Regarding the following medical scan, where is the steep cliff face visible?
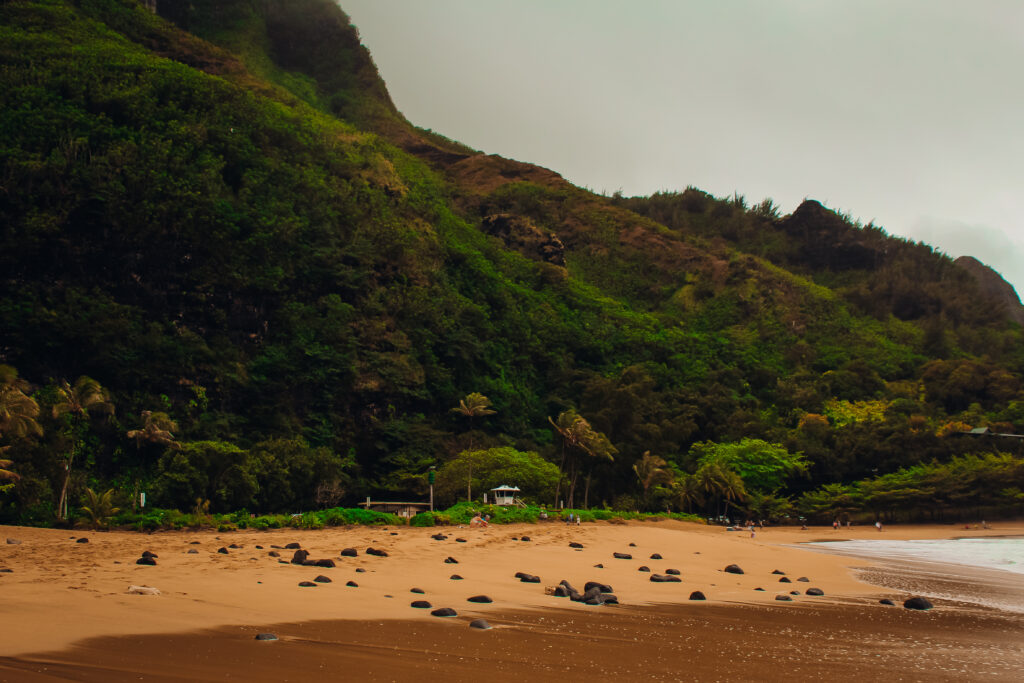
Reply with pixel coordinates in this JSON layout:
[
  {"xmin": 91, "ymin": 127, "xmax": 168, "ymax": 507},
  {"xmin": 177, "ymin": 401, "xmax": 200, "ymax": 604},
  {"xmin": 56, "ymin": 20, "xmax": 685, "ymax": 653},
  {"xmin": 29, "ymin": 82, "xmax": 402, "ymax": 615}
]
[{"xmin": 955, "ymin": 256, "xmax": 1024, "ymax": 325}]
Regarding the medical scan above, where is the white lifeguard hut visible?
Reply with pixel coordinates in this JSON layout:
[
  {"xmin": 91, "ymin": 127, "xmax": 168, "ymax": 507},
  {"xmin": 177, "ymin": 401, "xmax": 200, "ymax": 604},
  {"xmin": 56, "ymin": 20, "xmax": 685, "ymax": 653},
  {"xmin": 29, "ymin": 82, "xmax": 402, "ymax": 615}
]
[{"xmin": 490, "ymin": 485, "xmax": 521, "ymax": 506}]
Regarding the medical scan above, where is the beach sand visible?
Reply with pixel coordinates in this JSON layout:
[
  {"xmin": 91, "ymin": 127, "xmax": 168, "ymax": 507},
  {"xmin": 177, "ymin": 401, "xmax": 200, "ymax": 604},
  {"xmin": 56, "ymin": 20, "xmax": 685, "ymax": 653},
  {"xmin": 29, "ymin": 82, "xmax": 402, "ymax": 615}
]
[{"xmin": 1, "ymin": 520, "xmax": 1022, "ymax": 681}]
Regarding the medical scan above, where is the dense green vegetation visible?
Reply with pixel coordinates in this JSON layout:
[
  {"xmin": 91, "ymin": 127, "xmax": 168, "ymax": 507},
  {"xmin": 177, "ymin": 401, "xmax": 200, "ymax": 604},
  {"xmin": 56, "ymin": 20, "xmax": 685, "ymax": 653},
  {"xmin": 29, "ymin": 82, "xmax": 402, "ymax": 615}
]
[{"xmin": 1, "ymin": 0, "xmax": 1023, "ymax": 528}]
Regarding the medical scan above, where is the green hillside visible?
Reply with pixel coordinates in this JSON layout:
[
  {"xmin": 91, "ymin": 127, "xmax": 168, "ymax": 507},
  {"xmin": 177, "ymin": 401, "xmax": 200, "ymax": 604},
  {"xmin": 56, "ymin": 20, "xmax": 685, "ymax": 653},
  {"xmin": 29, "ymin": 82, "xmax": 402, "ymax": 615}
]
[{"xmin": 1, "ymin": 0, "xmax": 1022, "ymax": 526}]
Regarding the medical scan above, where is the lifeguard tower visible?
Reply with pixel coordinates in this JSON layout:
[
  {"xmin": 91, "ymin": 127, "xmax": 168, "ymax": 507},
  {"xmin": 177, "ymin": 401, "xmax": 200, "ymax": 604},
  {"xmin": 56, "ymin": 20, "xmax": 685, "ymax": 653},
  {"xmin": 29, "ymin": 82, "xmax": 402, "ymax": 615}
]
[{"xmin": 489, "ymin": 485, "xmax": 521, "ymax": 506}]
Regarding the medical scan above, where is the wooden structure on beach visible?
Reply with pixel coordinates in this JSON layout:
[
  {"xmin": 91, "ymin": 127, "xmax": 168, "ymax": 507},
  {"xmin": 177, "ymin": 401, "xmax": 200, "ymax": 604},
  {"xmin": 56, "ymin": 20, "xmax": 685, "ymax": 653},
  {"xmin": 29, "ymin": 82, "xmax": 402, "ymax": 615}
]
[
  {"xmin": 490, "ymin": 485, "xmax": 521, "ymax": 506},
  {"xmin": 359, "ymin": 499, "xmax": 430, "ymax": 519}
]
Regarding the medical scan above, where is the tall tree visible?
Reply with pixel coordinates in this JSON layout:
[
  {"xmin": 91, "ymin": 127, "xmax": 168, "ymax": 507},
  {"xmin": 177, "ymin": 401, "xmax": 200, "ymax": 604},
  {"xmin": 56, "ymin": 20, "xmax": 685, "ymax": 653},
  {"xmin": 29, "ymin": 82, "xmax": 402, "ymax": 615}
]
[
  {"xmin": 451, "ymin": 393, "xmax": 496, "ymax": 500},
  {"xmin": 633, "ymin": 451, "xmax": 672, "ymax": 510},
  {"xmin": 126, "ymin": 410, "xmax": 180, "ymax": 449},
  {"xmin": 0, "ymin": 365, "xmax": 42, "ymax": 441},
  {"xmin": 52, "ymin": 376, "xmax": 114, "ymax": 522},
  {"xmin": 548, "ymin": 410, "xmax": 616, "ymax": 508}
]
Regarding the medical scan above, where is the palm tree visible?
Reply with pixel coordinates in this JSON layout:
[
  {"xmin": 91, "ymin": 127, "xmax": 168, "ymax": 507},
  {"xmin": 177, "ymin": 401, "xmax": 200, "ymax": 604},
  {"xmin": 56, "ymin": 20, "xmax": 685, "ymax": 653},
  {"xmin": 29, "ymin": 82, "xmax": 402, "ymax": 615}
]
[
  {"xmin": 692, "ymin": 460, "xmax": 746, "ymax": 520},
  {"xmin": 452, "ymin": 393, "xmax": 496, "ymax": 501},
  {"xmin": 52, "ymin": 376, "xmax": 114, "ymax": 522},
  {"xmin": 80, "ymin": 487, "xmax": 120, "ymax": 529},
  {"xmin": 673, "ymin": 474, "xmax": 705, "ymax": 513},
  {"xmin": 126, "ymin": 410, "xmax": 180, "ymax": 449},
  {"xmin": 548, "ymin": 410, "xmax": 616, "ymax": 508},
  {"xmin": 634, "ymin": 452, "xmax": 672, "ymax": 510},
  {"xmin": 0, "ymin": 365, "xmax": 42, "ymax": 441}
]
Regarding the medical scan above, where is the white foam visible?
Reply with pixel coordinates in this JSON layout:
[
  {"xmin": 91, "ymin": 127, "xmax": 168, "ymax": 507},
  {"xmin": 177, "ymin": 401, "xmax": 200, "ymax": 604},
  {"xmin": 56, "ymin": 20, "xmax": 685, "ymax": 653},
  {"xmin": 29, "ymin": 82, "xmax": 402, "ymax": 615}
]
[{"xmin": 806, "ymin": 537, "xmax": 1024, "ymax": 576}]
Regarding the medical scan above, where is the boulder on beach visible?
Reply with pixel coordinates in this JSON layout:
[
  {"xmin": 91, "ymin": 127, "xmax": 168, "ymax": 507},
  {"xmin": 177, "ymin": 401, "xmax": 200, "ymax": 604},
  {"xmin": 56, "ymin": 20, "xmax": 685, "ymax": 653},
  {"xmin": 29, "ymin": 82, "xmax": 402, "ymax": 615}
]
[
  {"xmin": 136, "ymin": 556, "xmax": 157, "ymax": 566},
  {"xmin": 613, "ymin": 552, "xmax": 632, "ymax": 560},
  {"xmin": 650, "ymin": 574, "xmax": 681, "ymax": 583},
  {"xmin": 355, "ymin": 568, "xmax": 366, "ymax": 573},
  {"xmin": 775, "ymin": 594, "xmax": 793, "ymax": 601},
  {"xmin": 456, "ymin": 538, "xmax": 467, "ymax": 543},
  {"xmin": 298, "ymin": 581, "xmax": 317, "ymax": 587},
  {"xmin": 127, "ymin": 585, "xmax": 160, "ymax": 595},
  {"xmin": 584, "ymin": 581, "xmax": 613, "ymax": 593},
  {"xmin": 469, "ymin": 619, "xmax": 491, "ymax": 630},
  {"xmin": 141, "ymin": 551, "xmax": 157, "ymax": 558},
  {"xmin": 290, "ymin": 550, "xmax": 308, "ymax": 564},
  {"xmin": 569, "ymin": 542, "xmax": 584, "ymax": 549},
  {"xmin": 771, "ymin": 569, "xmax": 785, "ymax": 575},
  {"xmin": 467, "ymin": 595, "xmax": 492, "ymax": 603},
  {"xmin": 779, "ymin": 577, "xmax": 791, "ymax": 583},
  {"xmin": 187, "ymin": 549, "xmax": 198, "ymax": 554},
  {"xmin": 649, "ymin": 553, "xmax": 662, "ymax": 560},
  {"xmin": 254, "ymin": 633, "xmax": 278, "ymax": 641},
  {"xmin": 903, "ymin": 597, "xmax": 934, "ymax": 611},
  {"xmin": 255, "ymin": 545, "xmax": 263, "ymax": 549},
  {"xmin": 629, "ymin": 542, "xmax": 636, "ymax": 547},
  {"xmin": 754, "ymin": 587, "xmax": 765, "ymax": 591},
  {"xmin": 806, "ymin": 588, "xmax": 824, "ymax": 596},
  {"xmin": 879, "ymin": 599, "xmax": 895, "ymax": 606},
  {"xmin": 340, "ymin": 548, "xmax": 358, "ymax": 557},
  {"xmin": 217, "ymin": 547, "xmax": 229, "ymax": 555},
  {"xmin": 76, "ymin": 537, "xmax": 89, "ymax": 544},
  {"xmin": 268, "ymin": 551, "xmax": 280, "ymax": 557},
  {"xmin": 228, "ymin": 544, "xmax": 240, "ymax": 549},
  {"xmin": 6, "ymin": 539, "xmax": 22, "ymax": 544},
  {"xmin": 593, "ymin": 563, "xmax": 604, "ymax": 568},
  {"xmin": 689, "ymin": 591, "xmax": 706, "ymax": 601},
  {"xmin": 449, "ymin": 574, "xmax": 463, "ymax": 580},
  {"xmin": 797, "ymin": 577, "xmax": 809, "ymax": 582},
  {"xmin": 315, "ymin": 559, "xmax": 335, "ymax": 568},
  {"xmin": 411, "ymin": 600, "xmax": 432, "ymax": 608},
  {"xmin": 638, "ymin": 566, "xmax": 650, "ymax": 572},
  {"xmin": 552, "ymin": 585, "xmax": 571, "ymax": 597},
  {"xmin": 520, "ymin": 536, "xmax": 531, "ymax": 542},
  {"xmin": 444, "ymin": 556, "xmax": 458, "ymax": 564},
  {"xmin": 789, "ymin": 590, "xmax": 800, "ymax": 595},
  {"xmin": 284, "ymin": 543, "xmax": 301, "ymax": 550},
  {"xmin": 519, "ymin": 574, "xmax": 540, "ymax": 583},
  {"xmin": 366, "ymin": 548, "xmax": 388, "ymax": 557},
  {"xmin": 411, "ymin": 587, "xmax": 425, "ymax": 594},
  {"xmin": 430, "ymin": 534, "xmax": 447, "ymax": 541},
  {"xmin": 724, "ymin": 564, "xmax": 744, "ymax": 575},
  {"xmin": 314, "ymin": 575, "xmax": 332, "ymax": 583},
  {"xmin": 345, "ymin": 580, "xmax": 358, "ymax": 587},
  {"xmin": 431, "ymin": 607, "xmax": 457, "ymax": 617},
  {"xmin": 665, "ymin": 568, "xmax": 680, "ymax": 576}
]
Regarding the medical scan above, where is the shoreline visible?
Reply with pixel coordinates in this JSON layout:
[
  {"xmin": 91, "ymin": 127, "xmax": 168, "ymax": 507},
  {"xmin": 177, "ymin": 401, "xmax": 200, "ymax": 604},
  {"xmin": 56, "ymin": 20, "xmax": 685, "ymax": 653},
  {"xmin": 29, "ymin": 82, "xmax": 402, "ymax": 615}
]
[{"xmin": 2, "ymin": 520, "xmax": 1023, "ymax": 679}]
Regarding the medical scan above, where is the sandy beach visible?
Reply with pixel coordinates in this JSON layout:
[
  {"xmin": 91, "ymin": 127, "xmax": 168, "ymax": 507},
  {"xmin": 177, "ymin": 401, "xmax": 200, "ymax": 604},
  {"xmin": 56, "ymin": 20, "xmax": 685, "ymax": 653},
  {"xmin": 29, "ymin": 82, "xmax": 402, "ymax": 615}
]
[{"xmin": 1, "ymin": 520, "xmax": 1022, "ymax": 681}]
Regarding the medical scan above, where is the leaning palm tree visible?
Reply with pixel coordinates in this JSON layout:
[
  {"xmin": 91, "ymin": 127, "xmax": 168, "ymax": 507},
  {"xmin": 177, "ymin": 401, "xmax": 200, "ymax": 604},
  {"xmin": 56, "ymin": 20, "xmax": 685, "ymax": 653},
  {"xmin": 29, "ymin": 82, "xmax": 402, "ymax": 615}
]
[
  {"xmin": 80, "ymin": 487, "xmax": 120, "ymax": 529},
  {"xmin": 451, "ymin": 393, "xmax": 496, "ymax": 500},
  {"xmin": 52, "ymin": 377, "xmax": 114, "ymax": 522},
  {"xmin": 673, "ymin": 474, "xmax": 705, "ymax": 514},
  {"xmin": 692, "ymin": 460, "xmax": 747, "ymax": 520},
  {"xmin": 0, "ymin": 455, "xmax": 20, "ymax": 487},
  {"xmin": 0, "ymin": 365, "xmax": 42, "ymax": 441},
  {"xmin": 634, "ymin": 452, "xmax": 672, "ymax": 509},
  {"xmin": 126, "ymin": 410, "xmax": 180, "ymax": 449},
  {"xmin": 548, "ymin": 410, "xmax": 616, "ymax": 508}
]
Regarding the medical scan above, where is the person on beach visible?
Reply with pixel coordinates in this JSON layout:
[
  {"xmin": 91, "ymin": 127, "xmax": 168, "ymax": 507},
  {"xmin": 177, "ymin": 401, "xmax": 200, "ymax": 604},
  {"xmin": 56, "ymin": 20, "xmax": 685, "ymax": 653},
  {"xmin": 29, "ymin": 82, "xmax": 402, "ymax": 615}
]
[
  {"xmin": 833, "ymin": 519, "xmax": 839, "ymax": 530},
  {"xmin": 875, "ymin": 520, "xmax": 882, "ymax": 532}
]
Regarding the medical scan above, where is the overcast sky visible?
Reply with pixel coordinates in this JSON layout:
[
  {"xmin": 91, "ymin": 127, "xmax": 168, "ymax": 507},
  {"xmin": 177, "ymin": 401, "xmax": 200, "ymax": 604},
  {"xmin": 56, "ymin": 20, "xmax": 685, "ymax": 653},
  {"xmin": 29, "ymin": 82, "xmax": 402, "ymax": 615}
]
[{"xmin": 342, "ymin": 0, "xmax": 1024, "ymax": 295}]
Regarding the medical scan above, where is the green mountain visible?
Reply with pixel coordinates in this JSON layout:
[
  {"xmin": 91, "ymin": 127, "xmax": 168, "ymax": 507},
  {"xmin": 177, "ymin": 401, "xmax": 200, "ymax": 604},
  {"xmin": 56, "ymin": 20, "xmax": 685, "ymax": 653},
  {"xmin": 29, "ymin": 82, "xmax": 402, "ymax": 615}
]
[{"xmin": 2, "ymin": 0, "xmax": 1022, "ymax": 523}]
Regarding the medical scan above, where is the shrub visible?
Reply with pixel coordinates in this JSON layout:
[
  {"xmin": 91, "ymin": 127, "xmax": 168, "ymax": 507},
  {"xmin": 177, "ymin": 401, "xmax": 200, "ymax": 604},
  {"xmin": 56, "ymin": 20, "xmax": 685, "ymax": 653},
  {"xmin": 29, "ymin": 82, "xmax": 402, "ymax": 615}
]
[{"xmin": 410, "ymin": 511, "xmax": 435, "ymax": 527}]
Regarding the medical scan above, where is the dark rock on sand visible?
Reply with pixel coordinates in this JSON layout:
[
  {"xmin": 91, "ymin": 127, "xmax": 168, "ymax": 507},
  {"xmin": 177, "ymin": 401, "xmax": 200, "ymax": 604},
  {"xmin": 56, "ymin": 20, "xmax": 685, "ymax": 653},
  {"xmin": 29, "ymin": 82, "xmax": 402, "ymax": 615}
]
[
  {"xmin": 450, "ymin": 574, "xmax": 463, "ymax": 580},
  {"xmin": 772, "ymin": 569, "xmax": 785, "ymax": 575},
  {"xmin": 284, "ymin": 543, "xmax": 301, "ymax": 550},
  {"xmin": 650, "ymin": 574, "xmax": 681, "ymax": 583},
  {"xmin": 254, "ymin": 633, "xmax": 278, "ymax": 641},
  {"xmin": 411, "ymin": 600, "xmax": 432, "ymax": 609},
  {"xmin": 76, "ymin": 537, "xmax": 89, "ymax": 543},
  {"xmin": 345, "ymin": 580, "xmax": 358, "ymax": 587},
  {"xmin": 229, "ymin": 544, "xmax": 241, "ymax": 549},
  {"xmin": 775, "ymin": 594, "xmax": 793, "ymax": 601},
  {"xmin": 6, "ymin": 539, "xmax": 21, "ymax": 545},
  {"xmin": 340, "ymin": 548, "xmax": 358, "ymax": 557},
  {"xmin": 569, "ymin": 542, "xmax": 584, "ymax": 548},
  {"xmin": 724, "ymin": 564, "xmax": 744, "ymax": 575},
  {"xmin": 187, "ymin": 549, "xmax": 199, "ymax": 554},
  {"xmin": 689, "ymin": 591, "xmax": 706, "ymax": 601},
  {"xmin": 255, "ymin": 545, "xmax": 263, "ymax": 549},
  {"xmin": 268, "ymin": 551, "xmax": 280, "ymax": 557},
  {"xmin": 629, "ymin": 543, "xmax": 636, "ymax": 547},
  {"xmin": 366, "ymin": 548, "xmax": 388, "ymax": 557},
  {"xmin": 136, "ymin": 557, "xmax": 157, "ymax": 565},
  {"xmin": 665, "ymin": 568, "xmax": 681, "ymax": 575},
  {"xmin": 754, "ymin": 587, "xmax": 765, "ymax": 591},
  {"xmin": 290, "ymin": 550, "xmax": 308, "ymax": 564},
  {"xmin": 560, "ymin": 580, "xmax": 579, "ymax": 593},
  {"xmin": 217, "ymin": 547, "xmax": 229, "ymax": 554},
  {"xmin": 278, "ymin": 560, "xmax": 288, "ymax": 564},
  {"xmin": 584, "ymin": 582, "xmax": 613, "ymax": 593},
  {"xmin": 806, "ymin": 588, "xmax": 824, "ymax": 596},
  {"xmin": 141, "ymin": 551, "xmax": 158, "ymax": 558},
  {"xmin": 879, "ymin": 599, "xmax": 895, "ymax": 606},
  {"xmin": 302, "ymin": 559, "xmax": 318, "ymax": 566},
  {"xmin": 469, "ymin": 619, "xmax": 492, "ymax": 630},
  {"xmin": 638, "ymin": 566, "xmax": 651, "ymax": 572},
  {"xmin": 797, "ymin": 577, "xmax": 809, "ymax": 582},
  {"xmin": 779, "ymin": 577, "xmax": 791, "ymax": 583},
  {"xmin": 298, "ymin": 581, "xmax": 317, "ymax": 587},
  {"xmin": 650, "ymin": 553, "xmax": 662, "ymax": 560},
  {"xmin": 467, "ymin": 595, "xmax": 492, "ymax": 603},
  {"xmin": 411, "ymin": 587, "xmax": 425, "ymax": 594},
  {"xmin": 520, "ymin": 536, "xmax": 531, "ymax": 542},
  {"xmin": 431, "ymin": 607, "xmax": 457, "ymax": 617},
  {"xmin": 903, "ymin": 597, "xmax": 934, "ymax": 610},
  {"xmin": 456, "ymin": 538, "xmax": 467, "ymax": 543},
  {"xmin": 444, "ymin": 556, "xmax": 458, "ymax": 564},
  {"xmin": 593, "ymin": 563, "xmax": 604, "ymax": 568},
  {"xmin": 790, "ymin": 591, "xmax": 800, "ymax": 595},
  {"xmin": 314, "ymin": 575, "xmax": 332, "ymax": 583},
  {"xmin": 355, "ymin": 568, "xmax": 366, "ymax": 573},
  {"xmin": 315, "ymin": 559, "xmax": 336, "ymax": 568},
  {"xmin": 189, "ymin": 541, "xmax": 201, "ymax": 545},
  {"xmin": 613, "ymin": 552, "xmax": 632, "ymax": 560},
  {"xmin": 519, "ymin": 574, "xmax": 541, "ymax": 583},
  {"xmin": 553, "ymin": 585, "xmax": 572, "ymax": 597},
  {"xmin": 431, "ymin": 534, "xmax": 447, "ymax": 541},
  {"xmin": 0, "ymin": 568, "xmax": 12, "ymax": 572}
]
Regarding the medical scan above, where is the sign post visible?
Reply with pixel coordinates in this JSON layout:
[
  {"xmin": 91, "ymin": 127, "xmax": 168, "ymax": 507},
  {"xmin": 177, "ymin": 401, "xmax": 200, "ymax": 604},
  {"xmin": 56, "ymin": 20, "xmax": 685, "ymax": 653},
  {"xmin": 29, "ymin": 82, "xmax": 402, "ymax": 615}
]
[{"xmin": 428, "ymin": 466, "xmax": 436, "ymax": 512}]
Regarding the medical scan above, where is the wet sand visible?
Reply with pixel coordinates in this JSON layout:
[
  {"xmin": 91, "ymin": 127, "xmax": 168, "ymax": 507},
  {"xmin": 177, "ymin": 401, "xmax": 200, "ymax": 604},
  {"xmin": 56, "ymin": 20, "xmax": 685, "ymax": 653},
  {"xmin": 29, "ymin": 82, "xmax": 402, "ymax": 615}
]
[{"xmin": 1, "ymin": 520, "xmax": 1022, "ymax": 681}]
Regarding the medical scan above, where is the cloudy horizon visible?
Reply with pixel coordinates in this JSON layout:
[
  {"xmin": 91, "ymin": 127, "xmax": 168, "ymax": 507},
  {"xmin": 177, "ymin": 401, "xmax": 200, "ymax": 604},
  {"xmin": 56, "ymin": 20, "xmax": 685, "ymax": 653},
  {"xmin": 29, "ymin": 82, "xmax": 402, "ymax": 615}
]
[{"xmin": 342, "ymin": 0, "xmax": 1024, "ymax": 295}]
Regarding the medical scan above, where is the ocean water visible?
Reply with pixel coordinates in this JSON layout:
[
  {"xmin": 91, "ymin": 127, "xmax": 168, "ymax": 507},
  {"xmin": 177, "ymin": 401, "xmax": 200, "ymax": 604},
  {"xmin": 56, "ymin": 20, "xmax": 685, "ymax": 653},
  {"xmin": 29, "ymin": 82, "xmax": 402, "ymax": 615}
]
[{"xmin": 806, "ymin": 536, "xmax": 1024, "ymax": 575}]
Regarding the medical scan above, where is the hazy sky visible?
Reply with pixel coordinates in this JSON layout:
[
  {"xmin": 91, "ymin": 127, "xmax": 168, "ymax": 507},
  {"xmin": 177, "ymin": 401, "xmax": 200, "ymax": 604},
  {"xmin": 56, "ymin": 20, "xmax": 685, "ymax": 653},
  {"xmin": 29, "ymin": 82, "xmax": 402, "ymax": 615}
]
[{"xmin": 342, "ymin": 1, "xmax": 1024, "ymax": 294}]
